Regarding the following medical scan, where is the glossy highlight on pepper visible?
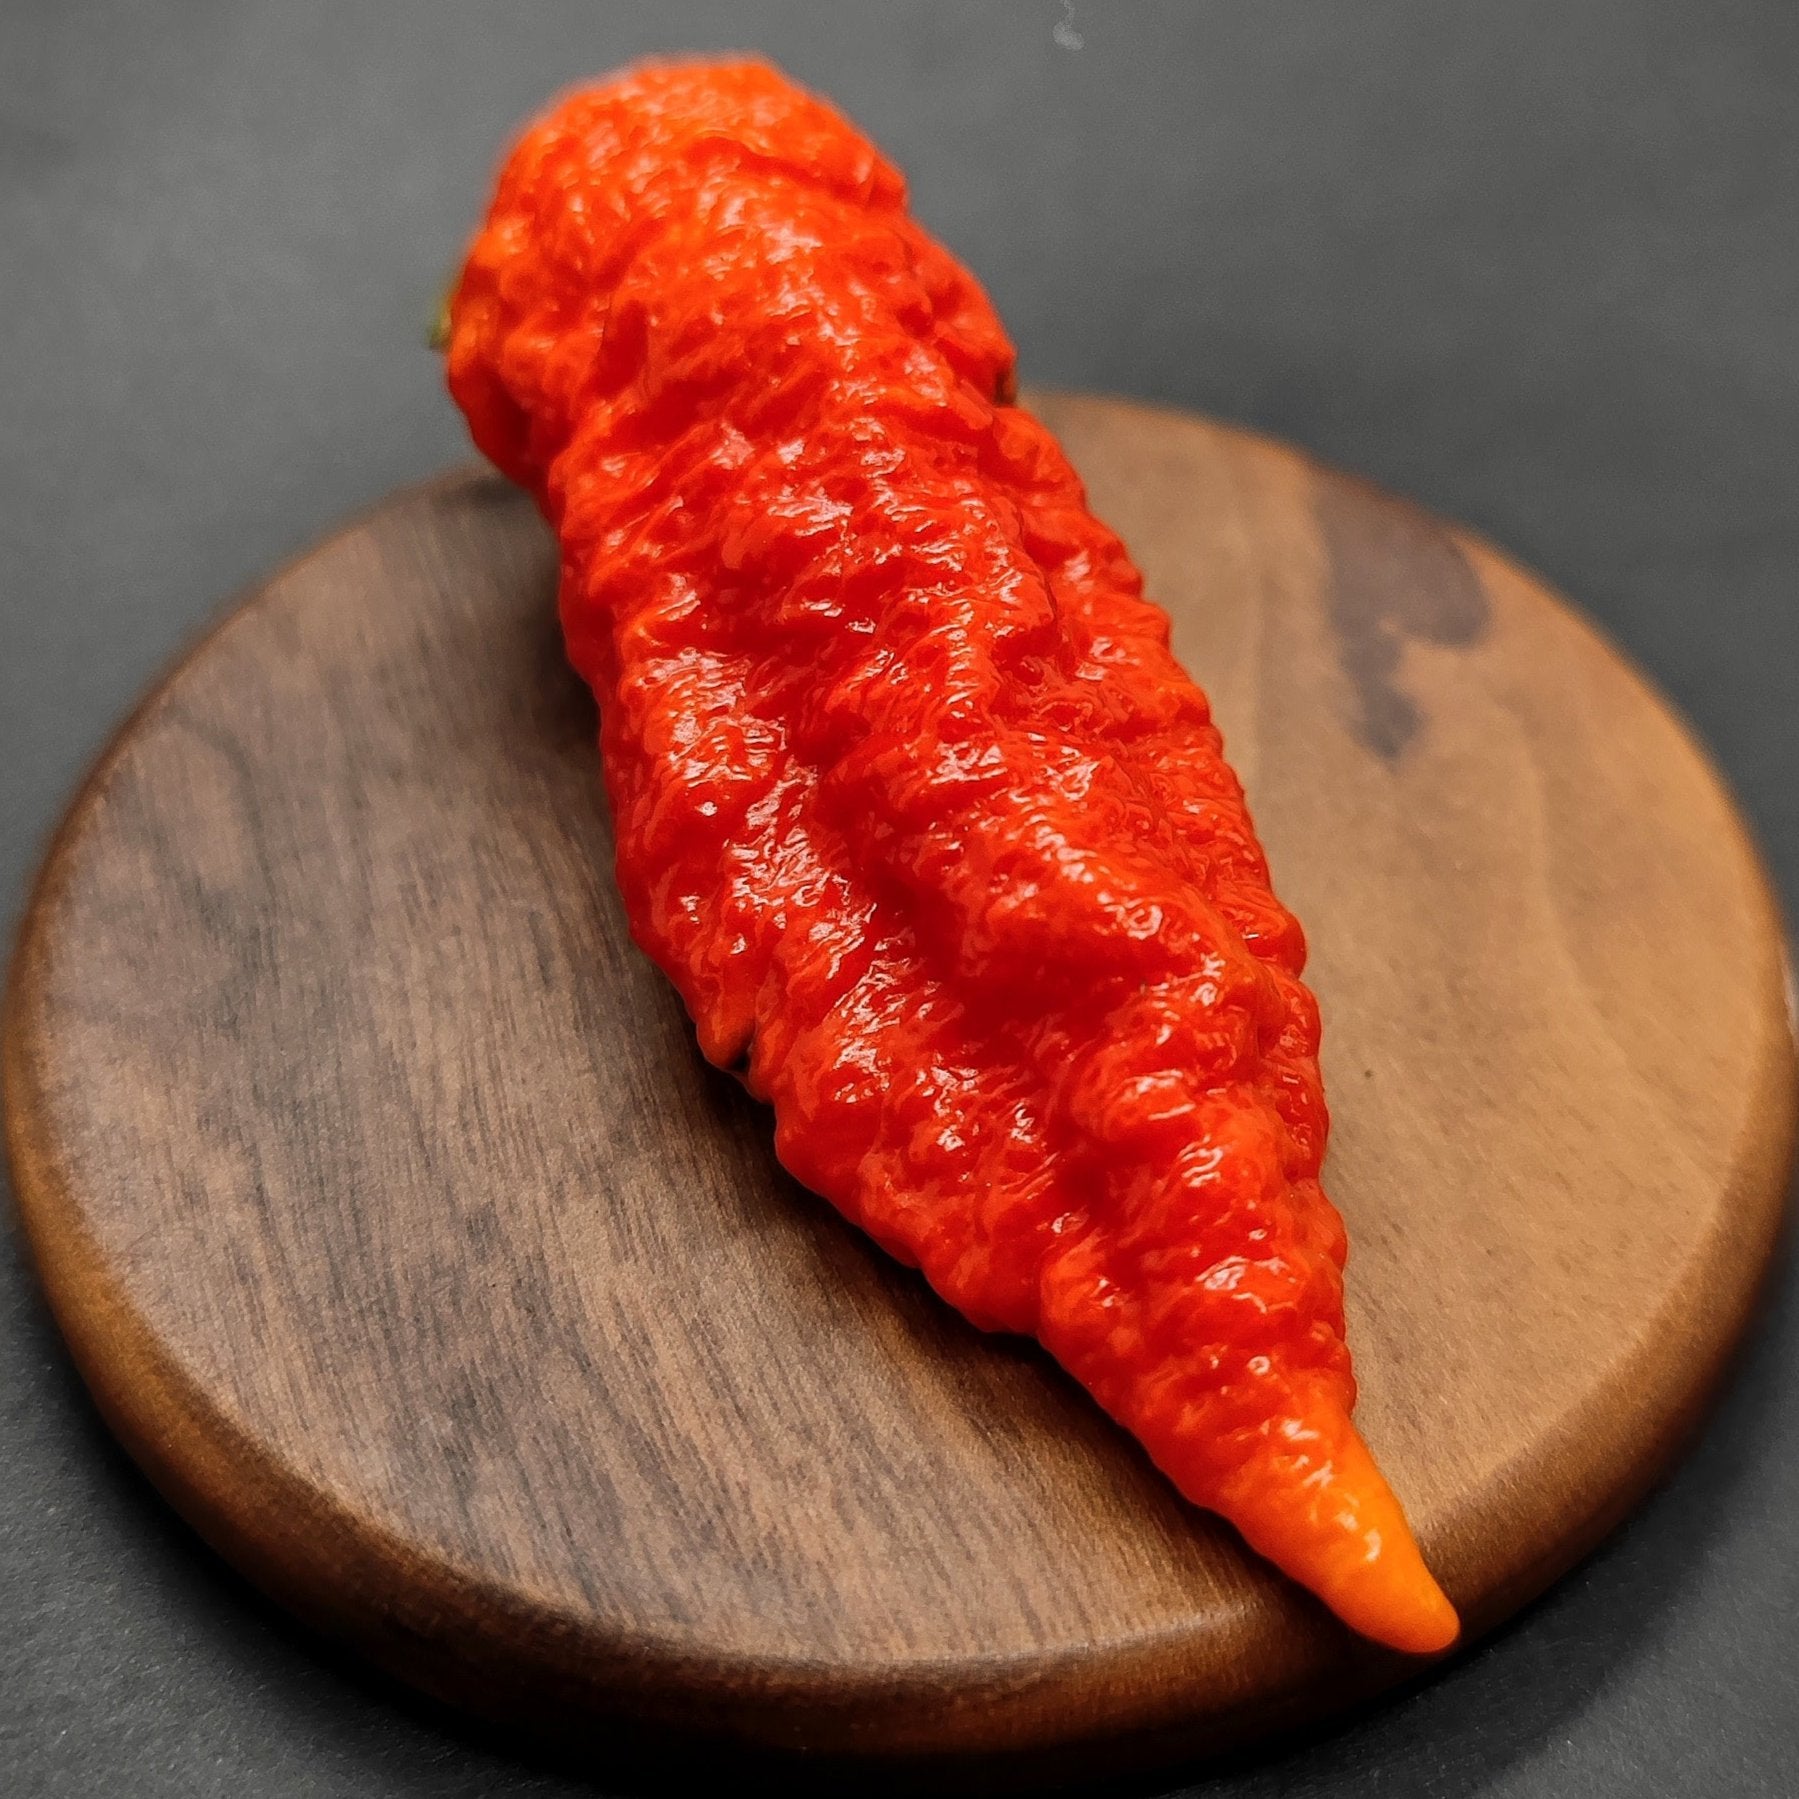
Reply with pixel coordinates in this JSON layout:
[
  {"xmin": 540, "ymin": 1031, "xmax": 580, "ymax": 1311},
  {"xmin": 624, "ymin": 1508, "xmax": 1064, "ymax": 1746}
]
[{"xmin": 444, "ymin": 57, "xmax": 1459, "ymax": 1655}]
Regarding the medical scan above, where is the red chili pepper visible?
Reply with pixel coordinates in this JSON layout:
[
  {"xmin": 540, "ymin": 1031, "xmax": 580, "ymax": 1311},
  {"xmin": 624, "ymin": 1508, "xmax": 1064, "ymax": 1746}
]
[{"xmin": 445, "ymin": 58, "xmax": 1458, "ymax": 1655}]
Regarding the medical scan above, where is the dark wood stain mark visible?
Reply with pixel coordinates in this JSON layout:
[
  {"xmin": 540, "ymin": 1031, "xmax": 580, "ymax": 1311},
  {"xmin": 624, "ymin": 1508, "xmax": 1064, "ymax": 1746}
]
[{"xmin": 1317, "ymin": 474, "xmax": 1491, "ymax": 759}]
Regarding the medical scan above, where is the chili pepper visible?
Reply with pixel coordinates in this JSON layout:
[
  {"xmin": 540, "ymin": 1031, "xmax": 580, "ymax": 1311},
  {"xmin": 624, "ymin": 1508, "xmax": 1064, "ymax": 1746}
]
[{"xmin": 444, "ymin": 58, "xmax": 1458, "ymax": 1656}]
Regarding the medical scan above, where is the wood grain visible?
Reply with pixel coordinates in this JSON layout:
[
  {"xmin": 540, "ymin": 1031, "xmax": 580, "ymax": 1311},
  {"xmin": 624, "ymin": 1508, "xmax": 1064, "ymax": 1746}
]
[{"xmin": 4, "ymin": 394, "xmax": 1793, "ymax": 1782}]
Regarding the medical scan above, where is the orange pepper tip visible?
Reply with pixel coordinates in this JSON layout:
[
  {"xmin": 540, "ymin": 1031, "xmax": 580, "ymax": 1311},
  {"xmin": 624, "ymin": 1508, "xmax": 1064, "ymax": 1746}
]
[{"xmin": 1222, "ymin": 1420, "xmax": 1461, "ymax": 1657}]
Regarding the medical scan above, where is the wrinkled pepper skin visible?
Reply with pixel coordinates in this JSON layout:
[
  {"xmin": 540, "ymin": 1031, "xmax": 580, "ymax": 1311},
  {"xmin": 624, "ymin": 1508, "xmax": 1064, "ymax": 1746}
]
[{"xmin": 446, "ymin": 58, "xmax": 1458, "ymax": 1655}]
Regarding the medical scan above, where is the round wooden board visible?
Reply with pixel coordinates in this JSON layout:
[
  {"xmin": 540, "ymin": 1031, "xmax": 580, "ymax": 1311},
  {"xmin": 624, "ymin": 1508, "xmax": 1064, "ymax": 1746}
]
[{"xmin": 5, "ymin": 394, "xmax": 1793, "ymax": 1783}]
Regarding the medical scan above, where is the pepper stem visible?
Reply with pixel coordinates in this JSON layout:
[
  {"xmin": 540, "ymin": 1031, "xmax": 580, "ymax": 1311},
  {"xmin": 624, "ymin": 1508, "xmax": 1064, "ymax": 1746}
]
[{"xmin": 426, "ymin": 282, "xmax": 453, "ymax": 352}]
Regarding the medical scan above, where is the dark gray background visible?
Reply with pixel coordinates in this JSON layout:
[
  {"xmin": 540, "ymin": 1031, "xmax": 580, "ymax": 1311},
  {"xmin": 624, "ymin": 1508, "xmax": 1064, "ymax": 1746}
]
[{"xmin": 3, "ymin": 2, "xmax": 1795, "ymax": 1794}]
